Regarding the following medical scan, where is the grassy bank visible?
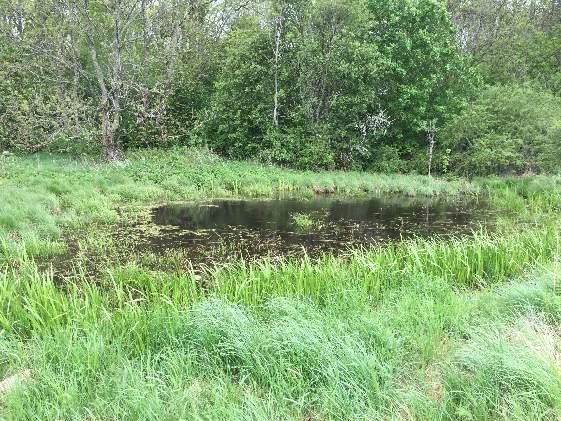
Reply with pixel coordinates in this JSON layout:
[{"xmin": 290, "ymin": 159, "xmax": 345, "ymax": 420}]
[
  {"xmin": 2, "ymin": 149, "xmax": 561, "ymax": 419},
  {"xmin": 1, "ymin": 259, "xmax": 560, "ymax": 419}
]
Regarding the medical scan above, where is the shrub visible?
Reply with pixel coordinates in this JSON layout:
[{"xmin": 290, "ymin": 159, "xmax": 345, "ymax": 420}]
[
  {"xmin": 260, "ymin": 129, "xmax": 335, "ymax": 171},
  {"xmin": 368, "ymin": 145, "xmax": 406, "ymax": 173},
  {"xmin": 441, "ymin": 84, "xmax": 561, "ymax": 175}
]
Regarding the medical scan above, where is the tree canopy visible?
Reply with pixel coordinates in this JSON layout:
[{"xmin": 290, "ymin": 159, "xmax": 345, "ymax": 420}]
[{"xmin": 1, "ymin": 0, "xmax": 561, "ymax": 175}]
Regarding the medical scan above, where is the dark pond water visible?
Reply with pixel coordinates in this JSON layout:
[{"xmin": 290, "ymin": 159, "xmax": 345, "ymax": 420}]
[{"xmin": 142, "ymin": 195, "xmax": 496, "ymax": 263}]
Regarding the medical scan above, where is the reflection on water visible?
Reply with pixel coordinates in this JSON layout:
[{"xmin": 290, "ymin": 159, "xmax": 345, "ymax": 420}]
[{"xmin": 145, "ymin": 195, "xmax": 495, "ymax": 262}]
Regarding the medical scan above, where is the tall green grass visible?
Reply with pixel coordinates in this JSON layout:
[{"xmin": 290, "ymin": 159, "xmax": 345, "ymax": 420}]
[
  {"xmin": 1, "ymin": 260, "xmax": 560, "ymax": 419},
  {"xmin": 2, "ymin": 149, "xmax": 561, "ymax": 419},
  {"xmin": 205, "ymin": 226, "xmax": 559, "ymax": 304},
  {"xmin": 0, "ymin": 225, "xmax": 558, "ymax": 336},
  {"xmin": 476, "ymin": 175, "xmax": 561, "ymax": 214}
]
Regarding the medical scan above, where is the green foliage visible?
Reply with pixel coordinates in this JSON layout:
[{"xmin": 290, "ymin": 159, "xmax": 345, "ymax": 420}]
[
  {"xmin": 200, "ymin": 0, "xmax": 473, "ymax": 170},
  {"xmin": 205, "ymin": 1, "xmax": 382, "ymax": 170},
  {"xmin": 0, "ymin": 1, "xmax": 99, "ymax": 154},
  {"xmin": 289, "ymin": 0, "xmax": 381, "ymax": 169},
  {"xmin": 368, "ymin": 146, "xmax": 406, "ymax": 173},
  {"xmin": 205, "ymin": 20, "xmax": 272, "ymax": 159},
  {"xmin": 4, "ymin": 0, "xmax": 561, "ymax": 177},
  {"xmin": 441, "ymin": 85, "xmax": 561, "ymax": 175},
  {"xmin": 260, "ymin": 129, "xmax": 336, "ymax": 170},
  {"xmin": 290, "ymin": 212, "xmax": 314, "ymax": 231},
  {"xmin": 367, "ymin": 0, "xmax": 477, "ymax": 150},
  {"xmin": 452, "ymin": 0, "xmax": 561, "ymax": 95},
  {"xmin": 0, "ymin": 0, "xmax": 475, "ymax": 171},
  {"xmin": 210, "ymin": 227, "xmax": 559, "ymax": 303}
]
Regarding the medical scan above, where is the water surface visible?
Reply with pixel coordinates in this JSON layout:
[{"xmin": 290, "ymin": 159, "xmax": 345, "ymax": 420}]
[{"xmin": 145, "ymin": 195, "xmax": 495, "ymax": 263}]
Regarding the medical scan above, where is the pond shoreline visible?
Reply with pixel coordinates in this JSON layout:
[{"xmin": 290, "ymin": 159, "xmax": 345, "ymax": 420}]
[{"xmin": 1, "ymin": 151, "xmax": 561, "ymax": 419}]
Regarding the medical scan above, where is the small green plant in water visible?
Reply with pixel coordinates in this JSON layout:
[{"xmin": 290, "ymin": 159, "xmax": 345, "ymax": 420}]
[{"xmin": 291, "ymin": 212, "xmax": 315, "ymax": 231}]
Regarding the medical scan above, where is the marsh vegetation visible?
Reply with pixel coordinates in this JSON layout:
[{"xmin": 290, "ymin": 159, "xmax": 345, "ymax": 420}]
[
  {"xmin": 0, "ymin": 150, "xmax": 560, "ymax": 419},
  {"xmin": 290, "ymin": 212, "xmax": 316, "ymax": 232}
]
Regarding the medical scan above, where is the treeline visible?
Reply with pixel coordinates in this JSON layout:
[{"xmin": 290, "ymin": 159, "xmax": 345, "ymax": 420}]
[{"xmin": 1, "ymin": 0, "xmax": 561, "ymax": 175}]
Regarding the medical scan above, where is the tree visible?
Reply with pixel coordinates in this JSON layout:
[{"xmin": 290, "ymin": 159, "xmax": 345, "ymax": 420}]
[
  {"xmin": 80, "ymin": 0, "xmax": 132, "ymax": 159},
  {"xmin": 164, "ymin": 0, "xmax": 255, "ymax": 147},
  {"xmin": 424, "ymin": 120, "xmax": 437, "ymax": 176},
  {"xmin": 367, "ymin": 0, "xmax": 476, "ymax": 160},
  {"xmin": 0, "ymin": 0, "xmax": 227, "ymax": 157},
  {"xmin": 449, "ymin": 0, "xmax": 561, "ymax": 94},
  {"xmin": 1, "ymin": 1, "xmax": 97, "ymax": 152},
  {"xmin": 78, "ymin": 0, "xmax": 201, "ymax": 159},
  {"xmin": 206, "ymin": 0, "xmax": 383, "ymax": 169},
  {"xmin": 205, "ymin": 18, "xmax": 272, "ymax": 159},
  {"xmin": 5, "ymin": 0, "xmax": 531, "ymax": 176}
]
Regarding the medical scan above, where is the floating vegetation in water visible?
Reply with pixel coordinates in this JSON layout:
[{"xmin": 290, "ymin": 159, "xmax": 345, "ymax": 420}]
[{"xmin": 145, "ymin": 195, "xmax": 495, "ymax": 265}]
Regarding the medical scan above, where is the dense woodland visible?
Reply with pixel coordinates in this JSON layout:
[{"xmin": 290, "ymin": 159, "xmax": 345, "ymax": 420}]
[{"xmin": 1, "ymin": 0, "xmax": 561, "ymax": 175}]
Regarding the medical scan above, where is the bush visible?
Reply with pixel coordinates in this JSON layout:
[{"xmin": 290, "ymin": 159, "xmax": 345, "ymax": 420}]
[
  {"xmin": 368, "ymin": 145, "xmax": 406, "ymax": 173},
  {"xmin": 259, "ymin": 129, "xmax": 335, "ymax": 171},
  {"xmin": 441, "ymin": 84, "xmax": 561, "ymax": 175}
]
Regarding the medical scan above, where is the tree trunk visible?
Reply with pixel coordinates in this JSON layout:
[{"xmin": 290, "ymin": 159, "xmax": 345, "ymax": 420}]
[
  {"xmin": 107, "ymin": 5, "xmax": 123, "ymax": 161},
  {"xmin": 83, "ymin": 0, "xmax": 123, "ymax": 160},
  {"xmin": 141, "ymin": 0, "xmax": 149, "ymax": 116},
  {"xmin": 272, "ymin": 15, "xmax": 283, "ymax": 128},
  {"xmin": 426, "ymin": 121, "xmax": 436, "ymax": 177},
  {"xmin": 428, "ymin": 136, "xmax": 435, "ymax": 177},
  {"xmin": 101, "ymin": 110, "xmax": 118, "ymax": 161},
  {"xmin": 98, "ymin": 86, "xmax": 120, "ymax": 160}
]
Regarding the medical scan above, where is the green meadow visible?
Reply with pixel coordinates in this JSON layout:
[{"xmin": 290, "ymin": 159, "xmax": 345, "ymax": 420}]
[{"xmin": 1, "ymin": 149, "xmax": 561, "ymax": 420}]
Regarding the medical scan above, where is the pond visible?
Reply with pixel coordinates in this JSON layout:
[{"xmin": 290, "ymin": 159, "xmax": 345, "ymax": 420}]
[{"xmin": 138, "ymin": 195, "xmax": 496, "ymax": 264}]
